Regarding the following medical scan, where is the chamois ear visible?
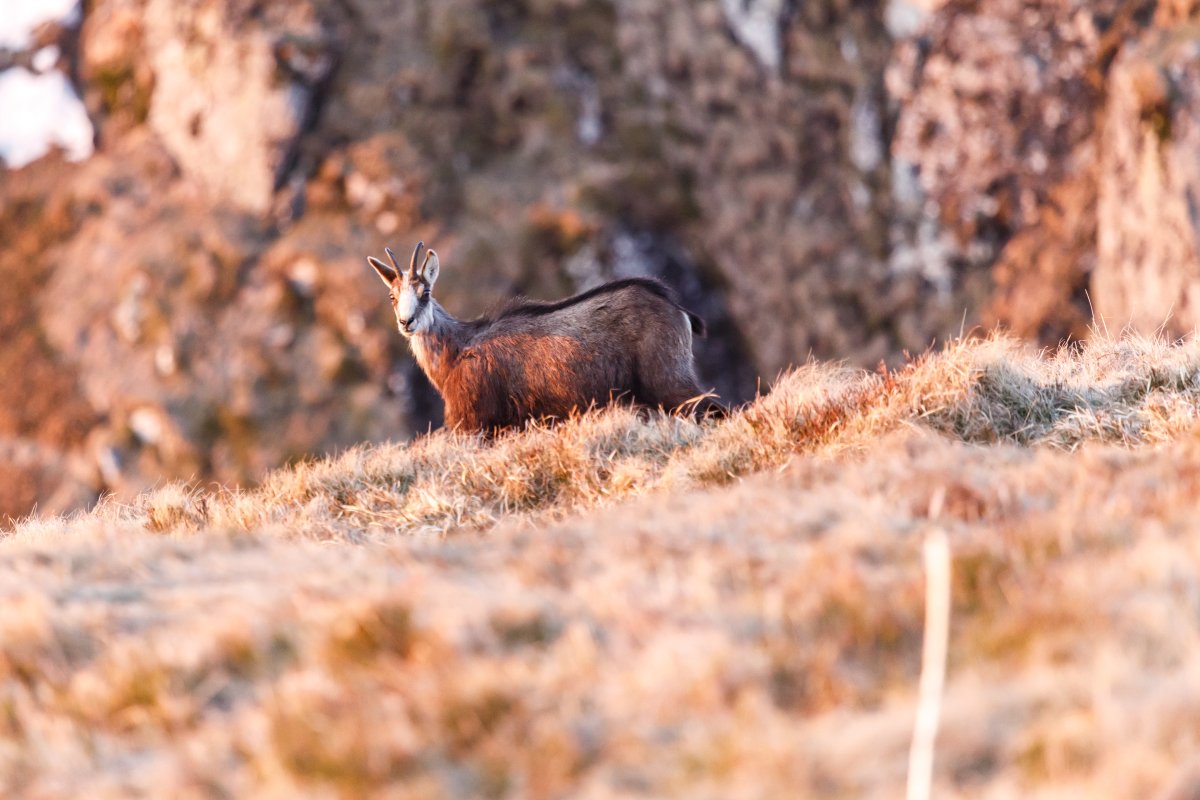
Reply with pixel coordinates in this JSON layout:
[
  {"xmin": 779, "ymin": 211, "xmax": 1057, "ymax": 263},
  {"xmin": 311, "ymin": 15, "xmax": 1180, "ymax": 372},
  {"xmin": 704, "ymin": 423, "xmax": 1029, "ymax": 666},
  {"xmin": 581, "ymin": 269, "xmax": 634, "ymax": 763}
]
[
  {"xmin": 420, "ymin": 249, "xmax": 440, "ymax": 286},
  {"xmin": 367, "ymin": 255, "xmax": 398, "ymax": 287}
]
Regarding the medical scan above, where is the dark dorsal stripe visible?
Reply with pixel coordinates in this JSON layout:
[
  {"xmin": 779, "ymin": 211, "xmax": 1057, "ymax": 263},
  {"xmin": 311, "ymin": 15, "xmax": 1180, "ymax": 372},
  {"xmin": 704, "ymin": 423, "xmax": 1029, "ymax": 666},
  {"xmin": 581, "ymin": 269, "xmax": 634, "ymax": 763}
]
[{"xmin": 495, "ymin": 278, "xmax": 683, "ymax": 321}]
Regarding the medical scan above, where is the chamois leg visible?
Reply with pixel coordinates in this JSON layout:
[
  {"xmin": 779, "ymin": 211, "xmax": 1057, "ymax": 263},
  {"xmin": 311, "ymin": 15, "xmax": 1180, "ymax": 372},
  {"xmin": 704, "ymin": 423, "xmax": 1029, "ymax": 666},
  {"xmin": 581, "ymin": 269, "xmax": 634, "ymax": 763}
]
[
  {"xmin": 638, "ymin": 365, "xmax": 725, "ymax": 421},
  {"xmin": 631, "ymin": 315, "xmax": 725, "ymax": 421},
  {"xmin": 684, "ymin": 395, "xmax": 728, "ymax": 421}
]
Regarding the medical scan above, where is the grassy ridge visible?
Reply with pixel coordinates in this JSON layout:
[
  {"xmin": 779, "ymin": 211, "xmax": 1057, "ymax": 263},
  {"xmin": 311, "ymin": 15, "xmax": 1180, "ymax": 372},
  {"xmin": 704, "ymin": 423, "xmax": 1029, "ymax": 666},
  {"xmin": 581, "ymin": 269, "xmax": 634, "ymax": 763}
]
[
  {"xmin": 23, "ymin": 332, "xmax": 1200, "ymax": 543},
  {"xmin": 4, "ymin": 334, "xmax": 1200, "ymax": 798}
]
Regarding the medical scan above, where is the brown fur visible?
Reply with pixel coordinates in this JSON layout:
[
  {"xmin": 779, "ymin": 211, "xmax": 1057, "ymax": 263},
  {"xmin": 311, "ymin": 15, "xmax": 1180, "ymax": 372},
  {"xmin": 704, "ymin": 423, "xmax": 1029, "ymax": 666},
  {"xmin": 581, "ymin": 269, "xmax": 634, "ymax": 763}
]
[
  {"xmin": 372, "ymin": 250, "xmax": 723, "ymax": 432},
  {"xmin": 495, "ymin": 278, "xmax": 707, "ymax": 336}
]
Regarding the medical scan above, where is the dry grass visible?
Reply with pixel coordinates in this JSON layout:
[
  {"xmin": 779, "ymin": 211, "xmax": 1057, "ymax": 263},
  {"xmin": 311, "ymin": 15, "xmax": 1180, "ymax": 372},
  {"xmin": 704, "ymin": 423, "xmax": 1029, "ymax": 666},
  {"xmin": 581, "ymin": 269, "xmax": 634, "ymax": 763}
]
[
  {"xmin": 19, "ymin": 331, "xmax": 1197, "ymax": 545},
  {"xmin": 4, "ymin": 333, "xmax": 1200, "ymax": 798}
]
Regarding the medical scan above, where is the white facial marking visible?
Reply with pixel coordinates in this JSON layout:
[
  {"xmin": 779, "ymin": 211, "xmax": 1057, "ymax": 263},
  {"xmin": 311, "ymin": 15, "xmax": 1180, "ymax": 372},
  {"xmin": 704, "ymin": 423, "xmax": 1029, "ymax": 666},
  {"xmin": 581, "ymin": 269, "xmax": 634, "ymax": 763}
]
[{"xmin": 394, "ymin": 282, "xmax": 424, "ymax": 336}]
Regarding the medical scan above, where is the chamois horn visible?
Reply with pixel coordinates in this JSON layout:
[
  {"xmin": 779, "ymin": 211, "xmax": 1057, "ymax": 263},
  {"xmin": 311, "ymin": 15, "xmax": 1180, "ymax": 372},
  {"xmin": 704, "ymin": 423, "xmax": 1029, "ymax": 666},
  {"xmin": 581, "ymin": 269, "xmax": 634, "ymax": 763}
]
[
  {"xmin": 383, "ymin": 246, "xmax": 403, "ymax": 276},
  {"xmin": 409, "ymin": 241, "xmax": 425, "ymax": 276}
]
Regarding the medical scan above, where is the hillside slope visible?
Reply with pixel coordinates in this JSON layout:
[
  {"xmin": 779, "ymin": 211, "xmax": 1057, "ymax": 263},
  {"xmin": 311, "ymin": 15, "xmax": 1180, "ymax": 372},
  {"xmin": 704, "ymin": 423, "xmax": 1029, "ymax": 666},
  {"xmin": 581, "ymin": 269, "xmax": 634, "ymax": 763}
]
[{"xmin": 3, "ymin": 335, "xmax": 1200, "ymax": 798}]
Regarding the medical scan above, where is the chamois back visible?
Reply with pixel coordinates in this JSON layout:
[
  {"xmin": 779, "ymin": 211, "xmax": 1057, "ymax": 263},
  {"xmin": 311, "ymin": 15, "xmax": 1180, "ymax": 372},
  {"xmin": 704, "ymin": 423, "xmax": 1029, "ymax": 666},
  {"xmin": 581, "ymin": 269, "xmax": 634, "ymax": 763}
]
[{"xmin": 491, "ymin": 278, "xmax": 706, "ymax": 336}]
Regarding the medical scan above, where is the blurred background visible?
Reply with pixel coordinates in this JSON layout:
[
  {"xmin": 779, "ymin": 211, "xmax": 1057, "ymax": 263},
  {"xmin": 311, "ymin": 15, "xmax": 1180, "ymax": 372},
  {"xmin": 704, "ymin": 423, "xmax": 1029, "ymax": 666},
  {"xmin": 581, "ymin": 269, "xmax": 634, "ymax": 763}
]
[{"xmin": 0, "ymin": 0, "xmax": 1196, "ymax": 523}]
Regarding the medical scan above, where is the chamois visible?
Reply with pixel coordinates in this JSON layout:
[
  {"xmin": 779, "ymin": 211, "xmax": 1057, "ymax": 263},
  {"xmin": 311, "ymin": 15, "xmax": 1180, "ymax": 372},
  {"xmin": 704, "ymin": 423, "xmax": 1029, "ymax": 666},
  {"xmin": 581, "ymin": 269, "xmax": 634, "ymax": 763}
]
[{"xmin": 367, "ymin": 241, "xmax": 723, "ymax": 432}]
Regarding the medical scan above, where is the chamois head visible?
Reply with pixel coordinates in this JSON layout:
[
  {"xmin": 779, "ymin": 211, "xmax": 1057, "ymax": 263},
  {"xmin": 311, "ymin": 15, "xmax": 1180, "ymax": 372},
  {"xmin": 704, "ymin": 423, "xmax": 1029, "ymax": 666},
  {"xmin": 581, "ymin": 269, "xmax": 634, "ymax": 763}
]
[{"xmin": 367, "ymin": 241, "xmax": 441, "ymax": 337}]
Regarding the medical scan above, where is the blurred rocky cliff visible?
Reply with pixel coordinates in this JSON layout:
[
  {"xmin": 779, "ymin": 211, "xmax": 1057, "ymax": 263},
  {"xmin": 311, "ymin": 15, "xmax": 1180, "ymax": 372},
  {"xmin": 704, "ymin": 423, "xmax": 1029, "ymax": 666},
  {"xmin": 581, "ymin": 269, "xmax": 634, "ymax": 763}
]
[{"xmin": 1, "ymin": 0, "xmax": 1197, "ymax": 522}]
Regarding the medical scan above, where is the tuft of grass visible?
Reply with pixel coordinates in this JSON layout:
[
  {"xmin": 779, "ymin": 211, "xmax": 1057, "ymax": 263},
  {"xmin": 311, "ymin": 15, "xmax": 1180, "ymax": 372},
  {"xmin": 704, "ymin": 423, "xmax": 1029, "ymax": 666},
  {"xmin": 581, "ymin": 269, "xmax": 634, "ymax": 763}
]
[
  {"xmin": 324, "ymin": 597, "xmax": 420, "ymax": 665},
  {"xmin": 268, "ymin": 670, "xmax": 420, "ymax": 789}
]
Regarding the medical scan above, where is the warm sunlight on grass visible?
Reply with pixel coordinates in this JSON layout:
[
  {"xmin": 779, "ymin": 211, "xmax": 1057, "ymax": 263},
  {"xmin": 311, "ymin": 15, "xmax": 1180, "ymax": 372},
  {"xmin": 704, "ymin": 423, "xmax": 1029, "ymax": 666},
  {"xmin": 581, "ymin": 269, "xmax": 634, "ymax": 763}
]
[
  {"xmin": 17, "ymin": 331, "xmax": 1194, "ymax": 543},
  {"xmin": 4, "ymin": 333, "xmax": 1200, "ymax": 797}
]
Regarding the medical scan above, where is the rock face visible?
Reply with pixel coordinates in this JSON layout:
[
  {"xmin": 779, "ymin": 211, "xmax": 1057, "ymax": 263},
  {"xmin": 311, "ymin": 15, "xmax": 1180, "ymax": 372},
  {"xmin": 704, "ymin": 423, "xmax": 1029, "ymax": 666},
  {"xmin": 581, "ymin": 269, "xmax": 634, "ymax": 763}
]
[
  {"xmin": 0, "ymin": 0, "xmax": 1194, "ymax": 520},
  {"xmin": 891, "ymin": 0, "xmax": 1158, "ymax": 342},
  {"xmin": 614, "ymin": 2, "xmax": 928, "ymax": 376},
  {"xmin": 1094, "ymin": 22, "xmax": 1200, "ymax": 332},
  {"xmin": 31, "ymin": 131, "xmax": 410, "ymax": 497},
  {"xmin": 0, "ymin": 152, "xmax": 100, "ymax": 523},
  {"xmin": 144, "ymin": 0, "xmax": 333, "ymax": 212},
  {"xmin": 893, "ymin": 0, "xmax": 1127, "ymax": 248}
]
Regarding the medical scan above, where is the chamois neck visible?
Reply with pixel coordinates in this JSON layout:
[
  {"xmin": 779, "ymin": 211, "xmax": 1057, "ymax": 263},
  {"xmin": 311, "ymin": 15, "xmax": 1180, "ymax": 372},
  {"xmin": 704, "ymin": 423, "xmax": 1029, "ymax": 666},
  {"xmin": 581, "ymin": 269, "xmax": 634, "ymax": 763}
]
[{"xmin": 410, "ymin": 300, "xmax": 470, "ymax": 392}]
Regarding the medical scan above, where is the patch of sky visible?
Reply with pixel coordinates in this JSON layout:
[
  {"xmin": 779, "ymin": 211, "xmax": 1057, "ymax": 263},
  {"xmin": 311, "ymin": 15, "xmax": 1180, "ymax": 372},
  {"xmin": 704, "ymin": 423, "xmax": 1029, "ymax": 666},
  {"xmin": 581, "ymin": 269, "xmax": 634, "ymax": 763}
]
[
  {"xmin": 0, "ymin": 0, "xmax": 80, "ymax": 49},
  {"xmin": 0, "ymin": 1, "xmax": 93, "ymax": 168},
  {"xmin": 0, "ymin": 68, "xmax": 94, "ymax": 167}
]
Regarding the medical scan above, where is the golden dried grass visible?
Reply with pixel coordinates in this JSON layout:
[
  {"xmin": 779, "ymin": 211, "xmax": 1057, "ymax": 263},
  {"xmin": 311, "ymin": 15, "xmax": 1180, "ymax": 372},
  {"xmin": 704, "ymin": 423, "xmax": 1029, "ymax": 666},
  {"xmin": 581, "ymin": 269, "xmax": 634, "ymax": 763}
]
[
  {"xmin": 29, "ymin": 331, "xmax": 1193, "ymax": 545},
  {"xmin": 3, "ymin": 333, "xmax": 1200, "ymax": 798}
]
